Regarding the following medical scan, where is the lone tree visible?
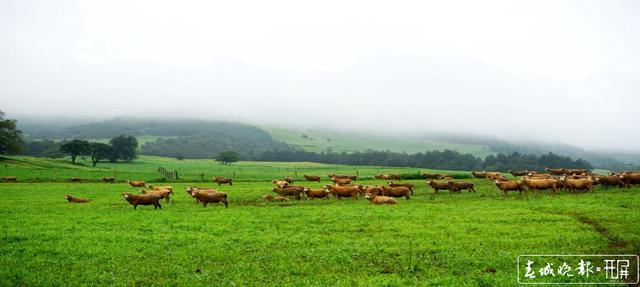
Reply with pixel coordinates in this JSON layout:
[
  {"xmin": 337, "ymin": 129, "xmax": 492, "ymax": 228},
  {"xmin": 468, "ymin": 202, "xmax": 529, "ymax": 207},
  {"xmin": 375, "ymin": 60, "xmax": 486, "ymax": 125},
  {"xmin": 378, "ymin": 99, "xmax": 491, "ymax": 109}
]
[
  {"xmin": 109, "ymin": 135, "xmax": 138, "ymax": 162},
  {"xmin": 0, "ymin": 111, "xmax": 24, "ymax": 155},
  {"xmin": 60, "ymin": 139, "xmax": 90, "ymax": 164},
  {"xmin": 89, "ymin": 142, "xmax": 111, "ymax": 167},
  {"xmin": 216, "ymin": 150, "xmax": 239, "ymax": 164}
]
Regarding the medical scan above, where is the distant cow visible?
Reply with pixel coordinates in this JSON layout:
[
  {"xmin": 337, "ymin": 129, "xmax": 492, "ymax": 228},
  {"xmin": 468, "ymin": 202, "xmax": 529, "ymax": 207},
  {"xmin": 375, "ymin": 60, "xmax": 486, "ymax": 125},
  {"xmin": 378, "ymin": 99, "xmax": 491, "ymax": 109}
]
[
  {"xmin": 127, "ymin": 180, "xmax": 146, "ymax": 187},
  {"xmin": 508, "ymin": 170, "xmax": 528, "ymax": 177},
  {"xmin": 422, "ymin": 173, "xmax": 444, "ymax": 179},
  {"xmin": 545, "ymin": 168, "xmax": 565, "ymax": 175},
  {"xmin": 102, "ymin": 176, "xmax": 115, "ymax": 183},
  {"xmin": 324, "ymin": 185, "xmax": 360, "ymax": 200},
  {"xmin": 213, "ymin": 176, "xmax": 233, "ymax": 186},
  {"xmin": 70, "ymin": 177, "xmax": 82, "ymax": 182},
  {"xmin": 447, "ymin": 181, "xmax": 476, "ymax": 193},
  {"xmin": 1, "ymin": 176, "xmax": 17, "ymax": 182},
  {"xmin": 303, "ymin": 175, "xmax": 321, "ymax": 182},
  {"xmin": 283, "ymin": 176, "xmax": 294, "ymax": 184},
  {"xmin": 388, "ymin": 182, "xmax": 414, "ymax": 195}
]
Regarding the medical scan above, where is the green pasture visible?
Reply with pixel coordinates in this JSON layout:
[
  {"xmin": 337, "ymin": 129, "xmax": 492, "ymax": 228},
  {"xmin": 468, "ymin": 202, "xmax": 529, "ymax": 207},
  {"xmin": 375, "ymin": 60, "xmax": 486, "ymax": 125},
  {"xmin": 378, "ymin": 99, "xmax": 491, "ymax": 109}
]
[{"xmin": 0, "ymin": 156, "xmax": 638, "ymax": 286}]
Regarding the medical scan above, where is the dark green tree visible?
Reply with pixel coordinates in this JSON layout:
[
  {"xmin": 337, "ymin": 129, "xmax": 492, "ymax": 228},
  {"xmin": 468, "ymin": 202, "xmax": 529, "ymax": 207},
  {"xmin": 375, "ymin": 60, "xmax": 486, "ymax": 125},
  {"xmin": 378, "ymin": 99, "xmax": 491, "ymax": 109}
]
[
  {"xmin": 0, "ymin": 111, "xmax": 24, "ymax": 155},
  {"xmin": 109, "ymin": 135, "xmax": 138, "ymax": 162},
  {"xmin": 89, "ymin": 142, "xmax": 111, "ymax": 167},
  {"xmin": 60, "ymin": 139, "xmax": 90, "ymax": 164},
  {"xmin": 216, "ymin": 150, "xmax": 239, "ymax": 164}
]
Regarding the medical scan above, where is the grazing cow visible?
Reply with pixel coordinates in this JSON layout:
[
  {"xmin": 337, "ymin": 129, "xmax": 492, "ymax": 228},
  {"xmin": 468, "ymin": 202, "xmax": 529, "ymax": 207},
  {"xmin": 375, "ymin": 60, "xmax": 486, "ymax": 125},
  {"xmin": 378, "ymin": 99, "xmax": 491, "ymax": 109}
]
[
  {"xmin": 212, "ymin": 176, "xmax": 233, "ymax": 186},
  {"xmin": 271, "ymin": 180, "xmax": 290, "ymax": 188},
  {"xmin": 283, "ymin": 176, "xmax": 295, "ymax": 184},
  {"xmin": 332, "ymin": 177, "xmax": 352, "ymax": 185},
  {"xmin": 128, "ymin": 180, "xmax": 146, "ymax": 187},
  {"xmin": 272, "ymin": 187, "xmax": 305, "ymax": 200},
  {"xmin": 494, "ymin": 180, "xmax": 525, "ymax": 195},
  {"xmin": 427, "ymin": 180, "xmax": 457, "ymax": 193},
  {"xmin": 545, "ymin": 168, "xmax": 565, "ymax": 175},
  {"xmin": 364, "ymin": 193, "xmax": 398, "ymax": 205},
  {"xmin": 508, "ymin": 170, "xmax": 529, "ymax": 177},
  {"xmin": 70, "ymin": 177, "xmax": 82, "ymax": 182},
  {"xmin": 263, "ymin": 194, "xmax": 274, "ymax": 202},
  {"xmin": 101, "ymin": 177, "xmax": 115, "ymax": 183},
  {"xmin": 561, "ymin": 176, "xmax": 593, "ymax": 193},
  {"xmin": 594, "ymin": 175, "xmax": 625, "ymax": 189},
  {"xmin": 323, "ymin": 185, "xmax": 360, "ymax": 200},
  {"xmin": 359, "ymin": 185, "xmax": 384, "ymax": 196},
  {"xmin": 521, "ymin": 178, "xmax": 558, "ymax": 194},
  {"xmin": 1, "ymin": 176, "xmax": 17, "ymax": 182},
  {"xmin": 378, "ymin": 185, "xmax": 411, "ymax": 199},
  {"xmin": 447, "ymin": 181, "xmax": 476, "ymax": 193},
  {"xmin": 141, "ymin": 189, "xmax": 172, "ymax": 202},
  {"xmin": 621, "ymin": 172, "xmax": 640, "ymax": 188},
  {"xmin": 64, "ymin": 195, "xmax": 90, "ymax": 203},
  {"xmin": 148, "ymin": 185, "xmax": 174, "ymax": 193},
  {"xmin": 303, "ymin": 175, "xmax": 321, "ymax": 182},
  {"xmin": 122, "ymin": 192, "xmax": 161, "ymax": 209},
  {"xmin": 191, "ymin": 190, "xmax": 228, "ymax": 208},
  {"xmin": 304, "ymin": 188, "xmax": 329, "ymax": 200},
  {"xmin": 388, "ymin": 182, "xmax": 414, "ymax": 195}
]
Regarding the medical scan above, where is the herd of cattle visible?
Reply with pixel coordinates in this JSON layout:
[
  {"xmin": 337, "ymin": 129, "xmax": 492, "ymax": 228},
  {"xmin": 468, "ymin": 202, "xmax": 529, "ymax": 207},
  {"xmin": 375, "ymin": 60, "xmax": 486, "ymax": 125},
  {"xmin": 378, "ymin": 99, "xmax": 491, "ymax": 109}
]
[{"xmin": 4, "ymin": 168, "xmax": 640, "ymax": 209}]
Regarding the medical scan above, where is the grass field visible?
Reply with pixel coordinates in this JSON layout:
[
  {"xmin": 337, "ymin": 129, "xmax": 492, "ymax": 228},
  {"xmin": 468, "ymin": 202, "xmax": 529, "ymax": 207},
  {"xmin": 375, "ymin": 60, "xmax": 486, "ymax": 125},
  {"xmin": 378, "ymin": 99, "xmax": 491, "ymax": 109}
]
[{"xmin": 1, "ymin": 156, "xmax": 639, "ymax": 286}]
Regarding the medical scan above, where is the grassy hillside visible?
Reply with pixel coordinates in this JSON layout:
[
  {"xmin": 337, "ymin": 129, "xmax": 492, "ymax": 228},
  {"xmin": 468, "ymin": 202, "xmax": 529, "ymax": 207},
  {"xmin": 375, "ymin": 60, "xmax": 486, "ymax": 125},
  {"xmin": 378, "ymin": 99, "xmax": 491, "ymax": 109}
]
[
  {"xmin": 264, "ymin": 127, "xmax": 496, "ymax": 158},
  {"xmin": 0, "ymin": 157, "xmax": 638, "ymax": 285}
]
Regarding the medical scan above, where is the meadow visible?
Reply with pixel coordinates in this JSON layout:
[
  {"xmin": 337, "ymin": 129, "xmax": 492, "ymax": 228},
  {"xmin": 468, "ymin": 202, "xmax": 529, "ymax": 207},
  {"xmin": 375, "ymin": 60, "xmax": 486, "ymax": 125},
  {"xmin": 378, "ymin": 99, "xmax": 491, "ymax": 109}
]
[{"xmin": 0, "ymin": 156, "xmax": 639, "ymax": 286}]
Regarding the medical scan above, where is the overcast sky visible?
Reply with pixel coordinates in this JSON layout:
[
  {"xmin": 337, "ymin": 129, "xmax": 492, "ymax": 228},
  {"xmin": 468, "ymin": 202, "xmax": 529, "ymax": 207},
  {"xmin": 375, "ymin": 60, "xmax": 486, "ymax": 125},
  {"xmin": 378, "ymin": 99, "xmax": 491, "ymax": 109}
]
[{"xmin": 1, "ymin": 0, "xmax": 639, "ymax": 151}]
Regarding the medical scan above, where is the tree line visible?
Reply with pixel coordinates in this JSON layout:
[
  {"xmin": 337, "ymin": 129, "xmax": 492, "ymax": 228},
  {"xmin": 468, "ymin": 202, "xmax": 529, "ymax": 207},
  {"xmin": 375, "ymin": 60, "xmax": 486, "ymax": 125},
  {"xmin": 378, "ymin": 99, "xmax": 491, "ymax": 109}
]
[
  {"xmin": 20, "ymin": 135, "xmax": 138, "ymax": 166},
  {"xmin": 251, "ymin": 149, "xmax": 593, "ymax": 172}
]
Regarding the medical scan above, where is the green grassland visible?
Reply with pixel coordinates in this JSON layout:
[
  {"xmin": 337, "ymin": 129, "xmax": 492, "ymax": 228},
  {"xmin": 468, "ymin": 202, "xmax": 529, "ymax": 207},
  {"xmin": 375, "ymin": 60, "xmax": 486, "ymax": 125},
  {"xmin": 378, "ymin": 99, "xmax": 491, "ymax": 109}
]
[
  {"xmin": 263, "ymin": 127, "xmax": 496, "ymax": 158},
  {"xmin": 0, "ymin": 156, "xmax": 639, "ymax": 286}
]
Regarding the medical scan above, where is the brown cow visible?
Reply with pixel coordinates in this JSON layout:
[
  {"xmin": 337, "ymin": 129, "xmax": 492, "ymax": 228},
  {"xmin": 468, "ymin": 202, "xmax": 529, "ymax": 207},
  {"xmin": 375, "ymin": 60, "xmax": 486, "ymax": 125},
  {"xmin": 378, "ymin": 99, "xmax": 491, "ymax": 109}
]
[
  {"xmin": 561, "ymin": 176, "xmax": 593, "ymax": 193},
  {"xmin": 364, "ymin": 193, "xmax": 398, "ymax": 205},
  {"xmin": 323, "ymin": 185, "xmax": 360, "ymax": 200},
  {"xmin": 621, "ymin": 172, "xmax": 640, "ymax": 188},
  {"xmin": 447, "ymin": 181, "xmax": 476, "ymax": 193},
  {"xmin": 471, "ymin": 171, "xmax": 487, "ymax": 178},
  {"xmin": 101, "ymin": 177, "xmax": 115, "ymax": 183},
  {"xmin": 594, "ymin": 175, "xmax": 625, "ymax": 189},
  {"xmin": 521, "ymin": 178, "xmax": 558, "ymax": 194},
  {"xmin": 303, "ymin": 175, "xmax": 321, "ymax": 182},
  {"xmin": 422, "ymin": 173, "xmax": 444, "ymax": 179},
  {"xmin": 191, "ymin": 190, "xmax": 228, "ymax": 208},
  {"xmin": 494, "ymin": 180, "xmax": 525, "ymax": 195},
  {"xmin": 378, "ymin": 185, "xmax": 411, "ymax": 199},
  {"xmin": 359, "ymin": 185, "xmax": 384, "ymax": 196},
  {"xmin": 122, "ymin": 192, "xmax": 161, "ymax": 209},
  {"xmin": 64, "ymin": 195, "xmax": 90, "ymax": 203},
  {"xmin": 212, "ymin": 176, "xmax": 233, "ymax": 186},
  {"xmin": 328, "ymin": 174, "xmax": 357, "ymax": 180},
  {"xmin": 140, "ymin": 189, "xmax": 172, "ymax": 202},
  {"xmin": 427, "ymin": 180, "xmax": 457, "ymax": 193},
  {"xmin": 388, "ymin": 182, "xmax": 414, "ymax": 195},
  {"xmin": 1, "ymin": 176, "xmax": 17, "ymax": 182},
  {"xmin": 127, "ymin": 180, "xmax": 146, "ymax": 187},
  {"xmin": 304, "ymin": 188, "xmax": 329, "ymax": 200},
  {"xmin": 272, "ymin": 187, "xmax": 305, "ymax": 200}
]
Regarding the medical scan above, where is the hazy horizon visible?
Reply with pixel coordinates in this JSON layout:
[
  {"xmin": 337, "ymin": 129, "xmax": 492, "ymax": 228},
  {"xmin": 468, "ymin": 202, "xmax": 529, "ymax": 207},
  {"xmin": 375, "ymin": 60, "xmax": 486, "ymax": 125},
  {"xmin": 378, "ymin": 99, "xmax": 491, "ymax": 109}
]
[{"xmin": 2, "ymin": 1, "xmax": 639, "ymax": 152}]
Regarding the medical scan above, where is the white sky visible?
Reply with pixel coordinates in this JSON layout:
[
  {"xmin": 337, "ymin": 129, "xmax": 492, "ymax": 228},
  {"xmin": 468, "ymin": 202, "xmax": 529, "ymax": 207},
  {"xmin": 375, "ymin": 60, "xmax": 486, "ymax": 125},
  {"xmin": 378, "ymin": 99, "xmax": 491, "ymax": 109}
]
[{"xmin": 1, "ymin": 0, "xmax": 639, "ymax": 151}]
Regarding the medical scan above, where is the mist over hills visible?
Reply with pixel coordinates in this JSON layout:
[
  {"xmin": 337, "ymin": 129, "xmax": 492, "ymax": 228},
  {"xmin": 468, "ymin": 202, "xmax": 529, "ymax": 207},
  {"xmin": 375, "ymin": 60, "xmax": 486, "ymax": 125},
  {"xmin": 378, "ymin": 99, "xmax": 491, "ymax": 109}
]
[{"xmin": 15, "ymin": 117, "xmax": 639, "ymax": 170}]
